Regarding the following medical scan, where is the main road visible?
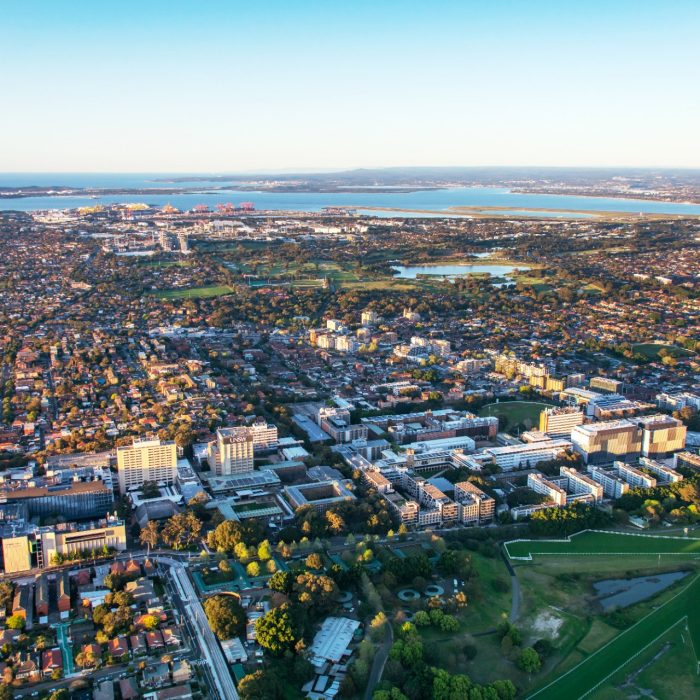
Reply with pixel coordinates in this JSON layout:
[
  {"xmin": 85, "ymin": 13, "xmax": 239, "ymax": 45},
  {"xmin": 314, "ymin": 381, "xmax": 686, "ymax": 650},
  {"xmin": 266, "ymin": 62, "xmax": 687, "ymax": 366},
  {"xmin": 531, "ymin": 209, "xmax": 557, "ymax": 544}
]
[{"xmin": 140, "ymin": 554, "xmax": 240, "ymax": 700}]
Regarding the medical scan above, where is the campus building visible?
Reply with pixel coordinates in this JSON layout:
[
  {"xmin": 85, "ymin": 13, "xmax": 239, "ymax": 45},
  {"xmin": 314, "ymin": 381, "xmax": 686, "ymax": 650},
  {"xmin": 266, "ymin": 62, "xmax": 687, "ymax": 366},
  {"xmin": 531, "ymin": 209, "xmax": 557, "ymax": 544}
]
[
  {"xmin": 116, "ymin": 438, "xmax": 178, "ymax": 494},
  {"xmin": 1, "ymin": 516, "xmax": 127, "ymax": 574},
  {"xmin": 635, "ymin": 414, "xmax": 687, "ymax": 458},
  {"xmin": 317, "ymin": 407, "xmax": 368, "ymax": 444},
  {"xmin": 485, "ymin": 439, "xmax": 572, "ymax": 470},
  {"xmin": 454, "ymin": 481, "xmax": 495, "ymax": 524},
  {"xmin": 209, "ymin": 427, "xmax": 255, "ymax": 476},
  {"xmin": 539, "ymin": 406, "xmax": 585, "ymax": 438},
  {"xmin": 571, "ymin": 420, "xmax": 642, "ymax": 465}
]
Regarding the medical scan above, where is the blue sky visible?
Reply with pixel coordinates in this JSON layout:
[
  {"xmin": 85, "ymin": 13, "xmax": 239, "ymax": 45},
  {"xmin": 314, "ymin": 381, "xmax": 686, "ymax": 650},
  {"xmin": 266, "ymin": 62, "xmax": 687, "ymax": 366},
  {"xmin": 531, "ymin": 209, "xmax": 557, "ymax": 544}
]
[{"xmin": 1, "ymin": 1, "xmax": 699, "ymax": 171}]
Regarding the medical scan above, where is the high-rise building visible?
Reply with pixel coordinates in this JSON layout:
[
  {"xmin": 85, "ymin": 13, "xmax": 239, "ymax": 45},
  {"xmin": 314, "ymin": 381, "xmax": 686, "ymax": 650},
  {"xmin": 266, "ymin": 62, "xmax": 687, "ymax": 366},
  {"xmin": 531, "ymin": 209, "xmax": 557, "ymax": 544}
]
[
  {"xmin": 636, "ymin": 415, "xmax": 686, "ymax": 458},
  {"xmin": 539, "ymin": 407, "xmax": 585, "ymax": 438},
  {"xmin": 116, "ymin": 439, "xmax": 178, "ymax": 494},
  {"xmin": 210, "ymin": 428, "xmax": 255, "ymax": 475},
  {"xmin": 571, "ymin": 420, "xmax": 642, "ymax": 465}
]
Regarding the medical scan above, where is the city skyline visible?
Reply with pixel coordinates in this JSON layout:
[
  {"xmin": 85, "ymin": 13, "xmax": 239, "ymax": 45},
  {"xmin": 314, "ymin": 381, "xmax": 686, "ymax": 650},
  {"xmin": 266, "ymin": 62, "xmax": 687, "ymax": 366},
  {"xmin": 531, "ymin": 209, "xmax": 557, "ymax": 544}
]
[{"xmin": 2, "ymin": 0, "xmax": 700, "ymax": 172}]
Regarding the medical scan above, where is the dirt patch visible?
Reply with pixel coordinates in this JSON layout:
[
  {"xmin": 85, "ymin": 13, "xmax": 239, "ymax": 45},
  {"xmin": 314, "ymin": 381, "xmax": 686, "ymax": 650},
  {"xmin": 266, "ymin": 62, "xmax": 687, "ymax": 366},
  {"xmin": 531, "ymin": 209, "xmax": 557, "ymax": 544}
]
[{"xmin": 531, "ymin": 610, "xmax": 564, "ymax": 640}]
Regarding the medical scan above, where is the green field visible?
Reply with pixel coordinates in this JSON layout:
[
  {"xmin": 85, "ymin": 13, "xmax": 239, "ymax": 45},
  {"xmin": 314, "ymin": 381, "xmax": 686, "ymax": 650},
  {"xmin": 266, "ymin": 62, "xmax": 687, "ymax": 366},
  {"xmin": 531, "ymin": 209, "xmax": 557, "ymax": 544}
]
[
  {"xmin": 506, "ymin": 530, "xmax": 700, "ymax": 560},
  {"xmin": 478, "ymin": 401, "xmax": 550, "ymax": 430},
  {"xmin": 152, "ymin": 284, "xmax": 236, "ymax": 299},
  {"xmin": 631, "ymin": 342, "xmax": 695, "ymax": 360},
  {"xmin": 527, "ymin": 573, "xmax": 700, "ymax": 699}
]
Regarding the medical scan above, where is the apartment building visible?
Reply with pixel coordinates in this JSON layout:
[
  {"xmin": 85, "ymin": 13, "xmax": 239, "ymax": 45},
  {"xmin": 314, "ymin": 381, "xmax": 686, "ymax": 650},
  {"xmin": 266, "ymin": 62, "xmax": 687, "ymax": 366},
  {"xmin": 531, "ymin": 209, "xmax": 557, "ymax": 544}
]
[
  {"xmin": 116, "ymin": 439, "xmax": 178, "ymax": 494},
  {"xmin": 453, "ymin": 481, "xmax": 495, "ymax": 524},
  {"xmin": 638, "ymin": 457, "xmax": 683, "ymax": 484},
  {"xmin": 588, "ymin": 466, "xmax": 630, "ymax": 498},
  {"xmin": 613, "ymin": 461, "xmax": 657, "ymax": 489},
  {"xmin": 527, "ymin": 473, "xmax": 567, "ymax": 506},
  {"xmin": 674, "ymin": 451, "xmax": 700, "ymax": 472}
]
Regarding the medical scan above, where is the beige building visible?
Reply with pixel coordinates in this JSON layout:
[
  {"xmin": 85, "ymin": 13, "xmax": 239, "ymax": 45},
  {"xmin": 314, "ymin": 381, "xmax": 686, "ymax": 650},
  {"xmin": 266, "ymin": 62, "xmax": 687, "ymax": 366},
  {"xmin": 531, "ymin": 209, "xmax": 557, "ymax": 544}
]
[
  {"xmin": 636, "ymin": 415, "xmax": 686, "ymax": 458},
  {"xmin": 454, "ymin": 481, "xmax": 495, "ymax": 523},
  {"xmin": 1, "ymin": 517, "xmax": 127, "ymax": 574},
  {"xmin": 539, "ymin": 407, "xmax": 584, "ymax": 438},
  {"xmin": 571, "ymin": 420, "xmax": 642, "ymax": 465},
  {"xmin": 209, "ymin": 428, "xmax": 255, "ymax": 475},
  {"xmin": 116, "ymin": 439, "xmax": 178, "ymax": 494}
]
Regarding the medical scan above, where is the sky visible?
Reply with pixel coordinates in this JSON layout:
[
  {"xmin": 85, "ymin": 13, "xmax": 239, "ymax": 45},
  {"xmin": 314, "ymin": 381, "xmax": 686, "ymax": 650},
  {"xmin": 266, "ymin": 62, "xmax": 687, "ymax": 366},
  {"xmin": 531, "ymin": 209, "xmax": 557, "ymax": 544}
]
[{"xmin": 1, "ymin": 0, "xmax": 699, "ymax": 172}]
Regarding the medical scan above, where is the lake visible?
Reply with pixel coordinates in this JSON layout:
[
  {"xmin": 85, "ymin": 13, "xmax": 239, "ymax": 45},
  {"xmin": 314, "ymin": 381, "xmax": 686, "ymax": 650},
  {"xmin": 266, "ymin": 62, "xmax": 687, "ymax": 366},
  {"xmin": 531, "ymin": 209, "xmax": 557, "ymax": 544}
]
[
  {"xmin": 392, "ymin": 263, "xmax": 529, "ymax": 279},
  {"xmin": 593, "ymin": 571, "xmax": 689, "ymax": 612},
  {"xmin": 2, "ymin": 174, "xmax": 700, "ymax": 216}
]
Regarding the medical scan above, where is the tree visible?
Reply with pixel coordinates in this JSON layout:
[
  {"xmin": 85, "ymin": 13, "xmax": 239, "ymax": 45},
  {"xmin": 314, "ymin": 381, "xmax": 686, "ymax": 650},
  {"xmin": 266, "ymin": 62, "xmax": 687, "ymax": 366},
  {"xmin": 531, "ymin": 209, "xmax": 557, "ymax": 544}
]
[
  {"xmin": 517, "ymin": 647, "xmax": 542, "ymax": 674},
  {"xmin": 246, "ymin": 561, "xmax": 261, "ymax": 577},
  {"xmin": 203, "ymin": 595, "xmax": 246, "ymax": 640},
  {"xmin": 255, "ymin": 604, "xmax": 299, "ymax": 655},
  {"xmin": 0, "ymin": 582, "xmax": 14, "ymax": 610},
  {"xmin": 140, "ymin": 614, "xmax": 159, "ymax": 630},
  {"xmin": 238, "ymin": 671, "xmax": 283, "ymax": 700},
  {"xmin": 0, "ymin": 683, "xmax": 13, "ymax": 700},
  {"xmin": 139, "ymin": 520, "xmax": 160, "ymax": 553},
  {"xmin": 305, "ymin": 553, "xmax": 323, "ymax": 570},
  {"xmin": 268, "ymin": 571, "xmax": 294, "ymax": 595},
  {"xmin": 5, "ymin": 615, "xmax": 25, "ymax": 630},
  {"xmin": 257, "ymin": 540, "xmax": 273, "ymax": 561}
]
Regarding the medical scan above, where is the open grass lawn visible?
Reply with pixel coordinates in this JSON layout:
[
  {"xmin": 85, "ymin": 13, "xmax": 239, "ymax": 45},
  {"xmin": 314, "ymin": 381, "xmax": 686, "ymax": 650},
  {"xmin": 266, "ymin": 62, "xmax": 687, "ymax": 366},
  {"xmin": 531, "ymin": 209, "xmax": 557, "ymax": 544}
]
[
  {"xmin": 152, "ymin": 284, "xmax": 236, "ymax": 299},
  {"xmin": 631, "ymin": 342, "xmax": 695, "ymax": 359},
  {"xmin": 513, "ymin": 276, "xmax": 553, "ymax": 293},
  {"xmin": 505, "ymin": 530, "xmax": 700, "ymax": 560},
  {"xmin": 478, "ymin": 401, "xmax": 550, "ymax": 430}
]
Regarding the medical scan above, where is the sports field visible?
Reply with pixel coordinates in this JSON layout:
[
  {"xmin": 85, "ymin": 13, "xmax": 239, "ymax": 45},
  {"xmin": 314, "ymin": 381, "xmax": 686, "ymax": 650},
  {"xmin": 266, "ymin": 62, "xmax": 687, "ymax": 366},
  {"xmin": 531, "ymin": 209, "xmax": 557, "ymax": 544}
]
[
  {"xmin": 478, "ymin": 401, "xmax": 550, "ymax": 429},
  {"xmin": 505, "ymin": 530, "xmax": 700, "ymax": 560},
  {"xmin": 527, "ymin": 573, "xmax": 700, "ymax": 699},
  {"xmin": 152, "ymin": 284, "xmax": 236, "ymax": 299},
  {"xmin": 631, "ymin": 342, "xmax": 695, "ymax": 360}
]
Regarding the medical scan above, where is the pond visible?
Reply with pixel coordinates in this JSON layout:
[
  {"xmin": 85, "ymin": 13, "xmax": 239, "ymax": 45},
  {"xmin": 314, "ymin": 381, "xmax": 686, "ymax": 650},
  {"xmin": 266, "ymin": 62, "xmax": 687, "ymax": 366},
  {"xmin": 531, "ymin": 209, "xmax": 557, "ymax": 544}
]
[
  {"xmin": 392, "ymin": 263, "xmax": 530, "ymax": 279},
  {"xmin": 593, "ymin": 571, "xmax": 689, "ymax": 611}
]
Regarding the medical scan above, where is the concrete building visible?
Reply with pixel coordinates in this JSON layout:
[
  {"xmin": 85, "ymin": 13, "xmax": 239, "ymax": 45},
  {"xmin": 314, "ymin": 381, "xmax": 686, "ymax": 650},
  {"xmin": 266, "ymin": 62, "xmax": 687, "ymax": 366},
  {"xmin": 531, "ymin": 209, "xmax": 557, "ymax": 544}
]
[
  {"xmin": 571, "ymin": 420, "xmax": 642, "ymax": 465},
  {"xmin": 485, "ymin": 439, "xmax": 572, "ymax": 470},
  {"xmin": 614, "ymin": 461, "xmax": 657, "ymax": 489},
  {"xmin": 527, "ymin": 472, "xmax": 567, "ymax": 506},
  {"xmin": 453, "ymin": 481, "xmax": 495, "ymax": 524},
  {"xmin": 1, "ymin": 516, "xmax": 127, "ymax": 573},
  {"xmin": 284, "ymin": 480, "xmax": 356, "ymax": 513},
  {"xmin": 638, "ymin": 457, "xmax": 683, "ymax": 484},
  {"xmin": 116, "ymin": 439, "xmax": 178, "ymax": 494},
  {"xmin": 318, "ymin": 407, "xmax": 368, "ymax": 444},
  {"xmin": 588, "ymin": 466, "xmax": 629, "ymax": 498},
  {"xmin": 210, "ymin": 428, "xmax": 255, "ymax": 476},
  {"xmin": 539, "ymin": 407, "xmax": 584, "ymax": 438},
  {"xmin": 559, "ymin": 466, "xmax": 604, "ymax": 503},
  {"xmin": 674, "ymin": 451, "xmax": 700, "ymax": 472},
  {"xmin": 636, "ymin": 414, "xmax": 687, "ymax": 458}
]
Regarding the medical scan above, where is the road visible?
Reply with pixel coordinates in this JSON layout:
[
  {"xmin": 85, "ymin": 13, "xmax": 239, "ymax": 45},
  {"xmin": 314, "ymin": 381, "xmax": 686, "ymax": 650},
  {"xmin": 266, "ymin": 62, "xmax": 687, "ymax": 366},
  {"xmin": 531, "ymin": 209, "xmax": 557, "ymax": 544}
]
[
  {"xmin": 153, "ymin": 556, "xmax": 240, "ymax": 700},
  {"xmin": 364, "ymin": 622, "xmax": 393, "ymax": 700},
  {"xmin": 501, "ymin": 547, "xmax": 522, "ymax": 623},
  {"xmin": 53, "ymin": 621, "xmax": 75, "ymax": 676}
]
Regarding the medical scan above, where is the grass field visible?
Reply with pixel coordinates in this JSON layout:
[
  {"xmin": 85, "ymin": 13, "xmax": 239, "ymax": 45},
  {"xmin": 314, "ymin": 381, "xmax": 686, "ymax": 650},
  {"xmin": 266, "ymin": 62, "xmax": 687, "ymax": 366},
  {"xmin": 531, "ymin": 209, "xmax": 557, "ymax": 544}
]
[
  {"xmin": 588, "ymin": 623, "xmax": 700, "ymax": 700},
  {"xmin": 506, "ymin": 530, "xmax": 700, "ymax": 560},
  {"xmin": 527, "ymin": 573, "xmax": 700, "ymax": 699},
  {"xmin": 631, "ymin": 342, "xmax": 695, "ymax": 359},
  {"xmin": 478, "ymin": 401, "xmax": 550, "ymax": 430},
  {"xmin": 152, "ymin": 284, "xmax": 236, "ymax": 299}
]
